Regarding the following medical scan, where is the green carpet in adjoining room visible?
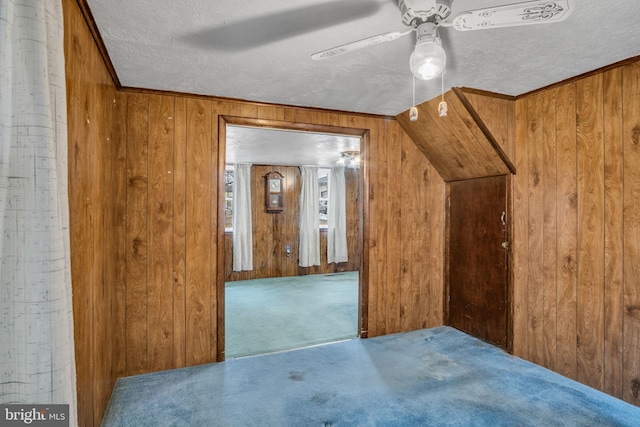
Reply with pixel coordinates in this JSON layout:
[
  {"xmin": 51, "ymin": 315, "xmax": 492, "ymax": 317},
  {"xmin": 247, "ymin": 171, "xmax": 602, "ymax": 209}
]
[{"xmin": 224, "ymin": 271, "xmax": 359, "ymax": 358}]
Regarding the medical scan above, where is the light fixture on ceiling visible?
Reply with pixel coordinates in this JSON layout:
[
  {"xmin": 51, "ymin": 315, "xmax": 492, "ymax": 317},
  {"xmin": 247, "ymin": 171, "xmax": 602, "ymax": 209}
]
[
  {"xmin": 409, "ymin": 22, "xmax": 445, "ymax": 81},
  {"xmin": 409, "ymin": 21, "xmax": 447, "ymax": 121},
  {"xmin": 312, "ymin": 0, "xmax": 576, "ymax": 122},
  {"xmin": 337, "ymin": 151, "xmax": 360, "ymax": 168}
]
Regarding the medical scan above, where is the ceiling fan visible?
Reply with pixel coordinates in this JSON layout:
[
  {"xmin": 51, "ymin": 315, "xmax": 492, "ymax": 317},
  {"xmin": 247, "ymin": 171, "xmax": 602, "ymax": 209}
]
[{"xmin": 312, "ymin": 0, "xmax": 575, "ymax": 118}]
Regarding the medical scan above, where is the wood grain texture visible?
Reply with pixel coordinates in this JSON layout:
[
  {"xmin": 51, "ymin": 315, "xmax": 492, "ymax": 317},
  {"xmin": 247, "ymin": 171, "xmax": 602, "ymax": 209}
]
[
  {"xmin": 461, "ymin": 89, "xmax": 516, "ymax": 162},
  {"xmin": 512, "ymin": 98, "xmax": 530, "ymax": 358},
  {"xmin": 112, "ymin": 101, "xmax": 446, "ymax": 376},
  {"xmin": 68, "ymin": 0, "xmax": 640, "ymax": 420},
  {"xmin": 386, "ymin": 122, "xmax": 403, "ymax": 333},
  {"xmin": 512, "ymin": 59, "xmax": 640, "ymax": 406},
  {"xmin": 428, "ymin": 160, "xmax": 445, "ymax": 328},
  {"xmin": 526, "ymin": 92, "xmax": 545, "ymax": 366},
  {"xmin": 448, "ymin": 176, "xmax": 508, "ymax": 348},
  {"xmin": 125, "ymin": 93, "xmax": 150, "ymax": 376},
  {"xmin": 184, "ymin": 98, "xmax": 212, "ymax": 366},
  {"xmin": 395, "ymin": 90, "xmax": 512, "ymax": 181},
  {"xmin": 576, "ymin": 74, "xmax": 605, "ymax": 390},
  {"xmin": 376, "ymin": 119, "xmax": 389, "ymax": 335},
  {"xmin": 64, "ymin": 0, "xmax": 126, "ymax": 424},
  {"xmin": 555, "ymin": 83, "xmax": 578, "ymax": 381},
  {"xmin": 223, "ymin": 165, "xmax": 361, "ymax": 281},
  {"xmin": 603, "ymin": 67, "xmax": 624, "ymax": 398},
  {"xmin": 622, "ymin": 61, "xmax": 640, "ymax": 405},
  {"xmin": 541, "ymin": 89, "xmax": 558, "ymax": 371},
  {"xmin": 147, "ymin": 95, "xmax": 175, "ymax": 372},
  {"xmin": 172, "ymin": 98, "xmax": 187, "ymax": 369},
  {"xmin": 400, "ymin": 130, "xmax": 415, "ymax": 331},
  {"xmin": 66, "ymin": 2, "xmax": 95, "ymax": 421}
]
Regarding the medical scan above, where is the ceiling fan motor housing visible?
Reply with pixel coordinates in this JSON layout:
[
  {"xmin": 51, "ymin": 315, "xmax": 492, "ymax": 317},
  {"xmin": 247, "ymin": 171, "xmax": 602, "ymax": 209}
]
[{"xmin": 399, "ymin": 0, "xmax": 453, "ymax": 26}]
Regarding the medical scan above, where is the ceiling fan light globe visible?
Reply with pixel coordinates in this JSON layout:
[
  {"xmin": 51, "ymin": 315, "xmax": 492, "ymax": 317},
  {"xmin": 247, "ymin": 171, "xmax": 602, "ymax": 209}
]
[{"xmin": 409, "ymin": 38, "xmax": 446, "ymax": 80}]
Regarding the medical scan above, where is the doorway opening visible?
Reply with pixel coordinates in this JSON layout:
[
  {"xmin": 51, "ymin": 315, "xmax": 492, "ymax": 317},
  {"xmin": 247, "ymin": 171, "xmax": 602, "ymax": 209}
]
[{"xmin": 217, "ymin": 117, "xmax": 369, "ymax": 360}]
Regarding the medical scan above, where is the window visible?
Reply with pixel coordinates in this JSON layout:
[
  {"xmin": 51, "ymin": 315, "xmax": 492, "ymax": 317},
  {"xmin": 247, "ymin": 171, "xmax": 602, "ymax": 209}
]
[
  {"xmin": 318, "ymin": 168, "xmax": 330, "ymax": 228},
  {"xmin": 225, "ymin": 166, "xmax": 330, "ymax": 230},
  {"xmin": 224, "ymin": 166, "xmax": 234, "ymax": 230}
]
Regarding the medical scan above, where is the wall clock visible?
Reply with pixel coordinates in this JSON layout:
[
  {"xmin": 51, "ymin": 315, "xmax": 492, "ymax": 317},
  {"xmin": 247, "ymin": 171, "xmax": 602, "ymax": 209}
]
[{"xmin": 264, "ymin": 171, "xmax": 284, "ymax": 212}]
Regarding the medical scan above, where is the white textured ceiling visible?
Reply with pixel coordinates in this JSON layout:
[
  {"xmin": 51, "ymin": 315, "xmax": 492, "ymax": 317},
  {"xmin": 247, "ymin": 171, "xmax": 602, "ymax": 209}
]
[
  {"xmin": 226, "ymin": 126, "xmax": 360, "ymax": 167},
  {"xmin": 87, "ymin": 0, "xmax": 640, "ymax": 116},
  {"xmin": 86, "ymin": 0, "xmax": 640, "ymax": 166}
]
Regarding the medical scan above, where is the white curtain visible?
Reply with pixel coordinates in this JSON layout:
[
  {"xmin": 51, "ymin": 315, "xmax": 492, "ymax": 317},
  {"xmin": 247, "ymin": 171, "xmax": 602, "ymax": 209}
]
[
  {"xmin": 327, "ymin": 166, "xmax": 348, "ymax": 263},
  {"xmin": 232, "ymin": 164, "xmax": 253, "ymax": 271},
  {"xmin": 0, "ymin": 0, "xmax": 78, "ymax": 425},
  {"xmin": 298, "ymin": 166, "xmax": 320, "ymax": 267}
]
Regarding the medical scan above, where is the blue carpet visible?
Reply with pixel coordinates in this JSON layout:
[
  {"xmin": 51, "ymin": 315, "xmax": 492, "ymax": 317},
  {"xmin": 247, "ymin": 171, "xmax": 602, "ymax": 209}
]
[
  {"xmin": 225, "ymin": 272, "xmax": 359, "ymax": 358},
  {"xmin": 102, "ymin": 327, "xmax": 640, "ymax": 426}
]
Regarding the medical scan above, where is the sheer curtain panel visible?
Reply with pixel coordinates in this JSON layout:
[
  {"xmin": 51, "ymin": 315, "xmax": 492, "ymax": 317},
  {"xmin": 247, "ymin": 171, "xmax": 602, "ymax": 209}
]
[
  {"xmin": 327, "ymin": 166, "xmax": 348, "ymax": 263},
  {"xmin": 232, "ymin": 164, "xmax": 253, "ymax": 271},
  {"xmin": 0, "ymin": 0, "xmax": 78, "ymax": 425},
  {"xmin": 298, "ymin": 166, "xmax": 320, "ymax": 267}
]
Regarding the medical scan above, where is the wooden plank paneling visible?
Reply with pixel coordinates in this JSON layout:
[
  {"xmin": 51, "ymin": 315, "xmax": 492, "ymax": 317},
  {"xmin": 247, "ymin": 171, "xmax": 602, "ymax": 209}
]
[
  {"xmin": 66, "ymin": 11, "xmax": 640, "ymax": 418},
  {"xmin": 526, "ymin": 92, "xmax": 545, "ymax": 365},
  {"xmin": 576, "ymin": 74, "xmax": 605, "ymax": 390},
  {"xmin": 622, "ymin": 61, "xmax": 640, "ymax": 405},
  {"xmin": 511, "ymin": 59, "xmax": 640, "ymax": 407},
  {"xmin": 387, "ymin": 121, "xmax": 402, "ymax": 333},
  {"xmin": 68, "ymin": 8, "xmax": 448, "ymax": 419},
  {"xmin": 603, "ymin": 67, "xmax": 624, "ymax": 398},
  {"xmin": 173, "ymin": 98, "xmax": 187, "ymax": 369},
  {"xmin": 124, "ymin": 94, "xmax": 150, "ymax": 376},
  {"xmin": 67, "ymin": 1, "xmax": 640, "ymax": 420},
  {"xmin": 147, "ymin": 95, "xmax": 175, "ymax": 372},
  {"xmin": 395, "ymin": 90, "xmax": 513, "ymax": 181},
  {"xmin": 184, "ymin": 99, "xmax": 212, "ymax": 366},
  {"xmin": 377, "ymin": 120, "xmax": 390, "ymax": 335},
  {"xmin": 400, "ymin": 131, "xmax": 415, "ymax": 331},
  {"xmin": 370, "ymin": 120, "xmax": 384, "ymax": 336},
  {"xmin": 555, "ymin": 82, "xmax": 578, "ymax": 381},
  {"xmin": 460, "ymin": 89, "xmax": 516, "ymax": 163},
  {"xmin": 64, "ymin": 0, "xmax": 128, "ymax": 424},
  {"xmin": 66, "ymin": 2, "xmax": 95, "ymax": 420},
  {"xmin": 112, "ymin": 90, "xmax": 128, "ymax": 384},
  {"xmin": 428, "ymin": 161, "xmax": 445, "ymax": 327},
  {"xmin": 512, "ymin": 98, "xmax": 529, "ymax": 358},
  {"xmin": 542, "ymin": 89, "xmax": 558, "ymax": 370}
]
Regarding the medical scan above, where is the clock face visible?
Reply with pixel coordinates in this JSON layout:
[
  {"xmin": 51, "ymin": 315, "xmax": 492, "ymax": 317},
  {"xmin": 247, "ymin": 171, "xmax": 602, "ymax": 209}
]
[{"xmin": 269, "ymin": 178, "xmax": 281, "ymax": 193}]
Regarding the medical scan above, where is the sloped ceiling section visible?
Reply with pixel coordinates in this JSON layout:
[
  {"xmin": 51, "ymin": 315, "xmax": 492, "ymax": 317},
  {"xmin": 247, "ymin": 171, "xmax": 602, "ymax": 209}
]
[{"xmin": 395, "ymin": 88, "xmax": 515, "ymax": 182}]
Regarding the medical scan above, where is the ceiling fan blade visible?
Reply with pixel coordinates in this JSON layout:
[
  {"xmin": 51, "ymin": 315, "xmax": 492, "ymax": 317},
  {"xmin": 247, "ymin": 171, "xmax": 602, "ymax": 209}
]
[
  {"xmin": 451, "ymin": 0, "xmax": 575, "ymax": 32},
  {"xmin": 181, "ymin": 0, "xmax": 382, "ymax": 51},
  {"xmin": 311, "ymin": 30, "xmax": 413, "ymax": 60}
]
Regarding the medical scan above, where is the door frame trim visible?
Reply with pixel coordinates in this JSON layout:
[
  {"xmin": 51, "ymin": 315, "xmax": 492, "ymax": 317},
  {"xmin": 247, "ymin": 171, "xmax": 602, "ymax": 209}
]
[{"xmin": 216, "ymin": 116, "xmax": 370, "ymax": 361}]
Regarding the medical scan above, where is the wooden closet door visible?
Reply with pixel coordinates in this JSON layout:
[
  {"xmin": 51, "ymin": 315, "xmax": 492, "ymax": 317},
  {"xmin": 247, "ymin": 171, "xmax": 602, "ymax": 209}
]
[{"xmin": 448, "ymin": 175, "xmax": 509, "ymax": 348}]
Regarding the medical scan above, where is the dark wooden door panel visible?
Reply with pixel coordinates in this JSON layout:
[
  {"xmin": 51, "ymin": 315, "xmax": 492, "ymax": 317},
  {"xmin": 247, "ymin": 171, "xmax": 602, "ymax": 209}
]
[{"xmin": 449, "ymin": 175, "xmax": 508, "ymax": 347}]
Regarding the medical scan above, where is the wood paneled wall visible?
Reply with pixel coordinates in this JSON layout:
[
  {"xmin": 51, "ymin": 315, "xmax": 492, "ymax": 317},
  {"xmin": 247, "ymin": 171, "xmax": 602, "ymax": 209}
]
[
  {"xmin": 63, "ymin": 1, "xmax": 126, "ymax": 425},
  {"xmin": 61, "ymin": 1, "xmax": 640, "ymax": 419},
  {"xmin": 225, "ymin": 165, "xmax": 361, "ymax": 281},
  {"xmin": 460, "ymin": 89, "xmax": 516, "ymax": 163},
  {"xmin": 395, "ymin": 89, "xmax": 514, "ymax": 181},
  {"xmin": 65, "ymin": 0, "xmax": 445, "ymax": 417},
  {"xmin": 497, "ymin": 62, "xmax": 640, "ymax": 406},
  {"xmin": 118, "ymin": 95, "xmax": 445, "ymax": 372}
]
